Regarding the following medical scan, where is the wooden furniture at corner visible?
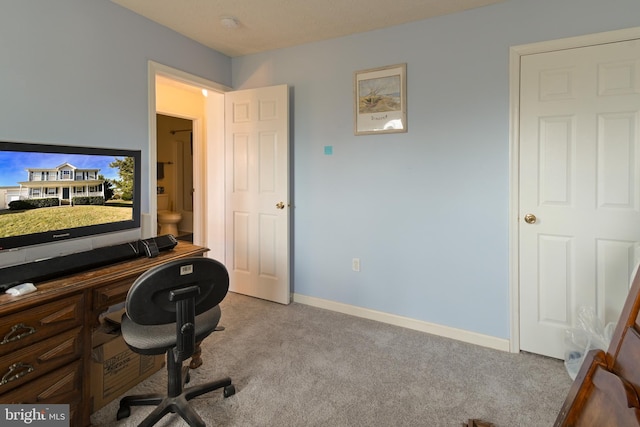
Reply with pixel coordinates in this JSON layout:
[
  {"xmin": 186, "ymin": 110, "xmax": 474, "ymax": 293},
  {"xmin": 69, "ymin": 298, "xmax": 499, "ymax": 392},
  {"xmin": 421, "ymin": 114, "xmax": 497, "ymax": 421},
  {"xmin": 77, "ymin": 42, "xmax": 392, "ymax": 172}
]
[
  {"xmin": 462, "ymin": 419, "xmax": 495, "ymax": 427},
  {"xmin": 555, "ymin": 265, "xmax": 640, "ymax": 426},
  {"xmin": 0, "ymin": 242, "xmax": 208, "ymax": 427}
]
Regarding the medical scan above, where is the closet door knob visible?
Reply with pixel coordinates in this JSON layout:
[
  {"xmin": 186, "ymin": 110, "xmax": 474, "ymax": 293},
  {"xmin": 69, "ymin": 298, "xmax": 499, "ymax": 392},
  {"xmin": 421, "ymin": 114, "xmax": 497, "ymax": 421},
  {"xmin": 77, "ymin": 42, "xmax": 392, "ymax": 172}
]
[{"xmin": 524, "ymin": 213, "xmax": 537, "ymax": 224}]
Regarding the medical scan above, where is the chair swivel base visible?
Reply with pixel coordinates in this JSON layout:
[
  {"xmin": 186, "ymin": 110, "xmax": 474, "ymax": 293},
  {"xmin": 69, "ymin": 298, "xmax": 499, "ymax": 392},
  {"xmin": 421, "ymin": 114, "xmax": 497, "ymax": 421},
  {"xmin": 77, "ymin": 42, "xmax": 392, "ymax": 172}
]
[{"xmin": 117, "ymin": 376, "xmax": 235, "ymax": 427}]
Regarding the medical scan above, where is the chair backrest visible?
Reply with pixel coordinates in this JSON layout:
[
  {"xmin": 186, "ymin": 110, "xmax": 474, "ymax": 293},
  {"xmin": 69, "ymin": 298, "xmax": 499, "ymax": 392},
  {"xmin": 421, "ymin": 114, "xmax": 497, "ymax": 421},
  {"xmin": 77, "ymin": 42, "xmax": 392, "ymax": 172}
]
[{"xmin": 125, "ymin": 257, "xmax": 229, "ymax": 326}]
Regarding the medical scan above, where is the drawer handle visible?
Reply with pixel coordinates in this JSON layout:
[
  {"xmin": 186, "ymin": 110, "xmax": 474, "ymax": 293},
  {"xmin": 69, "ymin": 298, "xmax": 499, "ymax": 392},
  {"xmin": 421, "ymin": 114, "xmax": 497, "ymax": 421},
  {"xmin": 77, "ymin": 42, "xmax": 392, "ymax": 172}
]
[
  {"xmin": 1, "ymin": 323, "xmax": 36, "ymax": 344},
  {"xmin": 0, "ymin": 362, "xmax": 34, "ymax": 386}
]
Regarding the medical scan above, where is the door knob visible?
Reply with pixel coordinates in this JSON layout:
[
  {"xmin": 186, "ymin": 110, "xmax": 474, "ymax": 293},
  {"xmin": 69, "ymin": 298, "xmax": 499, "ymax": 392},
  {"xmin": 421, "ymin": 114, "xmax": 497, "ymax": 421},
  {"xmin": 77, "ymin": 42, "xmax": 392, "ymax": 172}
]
[
  {"xmin": 524, "ymin": 213, "xmax": 537, "ymax": 224},
  {"xmin": 276, "ymin": 202, "xmax": 285, "ymax": 210}
]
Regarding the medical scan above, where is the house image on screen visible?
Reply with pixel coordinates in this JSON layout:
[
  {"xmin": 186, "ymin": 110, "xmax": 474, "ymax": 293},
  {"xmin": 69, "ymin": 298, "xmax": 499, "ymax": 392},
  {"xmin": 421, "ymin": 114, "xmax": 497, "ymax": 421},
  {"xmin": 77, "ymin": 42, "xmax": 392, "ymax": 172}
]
[{"xmin": 16, "ymin": 163, "xmax": 105, "ymax": 203}]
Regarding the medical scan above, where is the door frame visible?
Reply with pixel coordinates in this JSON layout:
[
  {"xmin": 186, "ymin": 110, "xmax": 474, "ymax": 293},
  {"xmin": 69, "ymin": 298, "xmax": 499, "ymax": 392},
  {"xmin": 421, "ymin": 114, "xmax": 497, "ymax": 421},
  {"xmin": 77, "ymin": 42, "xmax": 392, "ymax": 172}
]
[
  {"xmin": 508, "ymin": 27, "xmax": 640, "ymax": 353},
  {"xmin": 147, "ymin": 61, "xmax": 231, "ymax": 260}
]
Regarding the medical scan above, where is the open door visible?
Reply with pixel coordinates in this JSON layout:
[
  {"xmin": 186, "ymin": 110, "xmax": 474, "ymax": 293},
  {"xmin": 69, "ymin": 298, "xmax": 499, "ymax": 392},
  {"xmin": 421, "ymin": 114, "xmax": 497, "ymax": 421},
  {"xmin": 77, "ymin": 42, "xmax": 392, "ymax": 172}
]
[{"xmin": 225, "ymin": 84, "xmax": 290, "ymax": 304}]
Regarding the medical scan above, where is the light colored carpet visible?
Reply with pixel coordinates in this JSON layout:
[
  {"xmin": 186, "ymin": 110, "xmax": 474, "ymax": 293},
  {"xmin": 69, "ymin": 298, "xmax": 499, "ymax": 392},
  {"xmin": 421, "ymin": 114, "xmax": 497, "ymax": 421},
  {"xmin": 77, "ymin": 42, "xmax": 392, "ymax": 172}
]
[{"xmin": 91, "ymin": 292, "xmax": 573, "ymax": 426}]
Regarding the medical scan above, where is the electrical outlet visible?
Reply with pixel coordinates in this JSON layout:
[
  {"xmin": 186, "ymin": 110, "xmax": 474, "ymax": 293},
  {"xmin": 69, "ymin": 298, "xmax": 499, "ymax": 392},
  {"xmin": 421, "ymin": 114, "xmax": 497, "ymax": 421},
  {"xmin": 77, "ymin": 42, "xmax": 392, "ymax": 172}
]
[{"xmin": 352, "ymin": 258, "xmax": 360, "ymax": 272}]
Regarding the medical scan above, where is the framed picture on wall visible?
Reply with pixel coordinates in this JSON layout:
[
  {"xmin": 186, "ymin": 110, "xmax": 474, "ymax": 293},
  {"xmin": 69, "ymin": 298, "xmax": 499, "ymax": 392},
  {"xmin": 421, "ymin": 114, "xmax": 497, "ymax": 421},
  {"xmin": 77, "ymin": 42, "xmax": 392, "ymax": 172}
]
[{"xmin": 354, "ymin": 63, "xmax": 407, "ymax": 135}]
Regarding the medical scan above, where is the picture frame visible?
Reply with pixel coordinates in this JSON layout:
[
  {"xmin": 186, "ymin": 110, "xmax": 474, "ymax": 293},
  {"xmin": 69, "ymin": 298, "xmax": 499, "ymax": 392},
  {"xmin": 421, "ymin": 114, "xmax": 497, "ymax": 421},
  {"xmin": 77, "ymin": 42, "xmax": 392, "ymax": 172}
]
[{"xmin": 354, "ymin": 63, "xmax": 407, "ymax": 135}]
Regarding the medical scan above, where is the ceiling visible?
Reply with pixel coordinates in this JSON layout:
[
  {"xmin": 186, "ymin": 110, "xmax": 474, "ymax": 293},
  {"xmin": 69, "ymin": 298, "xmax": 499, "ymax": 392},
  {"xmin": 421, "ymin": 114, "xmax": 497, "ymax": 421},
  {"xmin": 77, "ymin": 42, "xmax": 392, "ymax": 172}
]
[{"xmin": 111, "ymin": 0, "xmax": 506, "ymax": 57}]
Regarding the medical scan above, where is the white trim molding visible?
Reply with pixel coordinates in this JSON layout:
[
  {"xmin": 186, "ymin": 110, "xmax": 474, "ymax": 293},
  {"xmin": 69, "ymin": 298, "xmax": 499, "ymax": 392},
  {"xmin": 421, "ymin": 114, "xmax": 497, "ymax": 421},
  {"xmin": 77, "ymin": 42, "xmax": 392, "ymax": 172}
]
[
  {"xmin": 149, "ymin": 61, "xmax": 231, "ymax": 94},
  {"xmin": 508, "ymin": 26, "xmax": 640, "ymax": 354},
  {"xmin": 147, "ymin": 61, "xmax": 230, "ymax": 250},
  {"xmin": 294, "ymin": 293, "xmax": 510, "ymax": 352}
]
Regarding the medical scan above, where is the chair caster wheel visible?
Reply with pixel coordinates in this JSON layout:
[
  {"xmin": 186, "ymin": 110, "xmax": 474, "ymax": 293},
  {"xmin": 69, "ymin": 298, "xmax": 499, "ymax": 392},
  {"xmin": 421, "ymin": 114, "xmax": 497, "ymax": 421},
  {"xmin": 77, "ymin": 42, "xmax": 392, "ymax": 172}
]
[
  {"xmin": 223, "ymin": 384, "xmax": 236, "ymax": 398},
  {"xmin": 116, "ymin": 405, "xmax": 130, "ymax": 420}
]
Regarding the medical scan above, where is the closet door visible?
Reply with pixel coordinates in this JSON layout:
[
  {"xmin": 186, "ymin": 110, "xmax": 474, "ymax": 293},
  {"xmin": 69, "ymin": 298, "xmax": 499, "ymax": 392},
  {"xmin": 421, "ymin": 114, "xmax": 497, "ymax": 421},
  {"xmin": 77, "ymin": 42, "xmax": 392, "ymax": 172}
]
[{"xmin": 519, "ymin": 38, "xmax": 640, "ymax": 358}]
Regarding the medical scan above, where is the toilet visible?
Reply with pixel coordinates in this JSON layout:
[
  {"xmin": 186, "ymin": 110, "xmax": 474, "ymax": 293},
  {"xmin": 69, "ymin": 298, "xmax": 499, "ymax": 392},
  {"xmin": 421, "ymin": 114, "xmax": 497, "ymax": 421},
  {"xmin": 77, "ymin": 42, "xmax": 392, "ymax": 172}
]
[{"xmin": 157, "ymin": 194, "xmax": 182, "ymax": 237}]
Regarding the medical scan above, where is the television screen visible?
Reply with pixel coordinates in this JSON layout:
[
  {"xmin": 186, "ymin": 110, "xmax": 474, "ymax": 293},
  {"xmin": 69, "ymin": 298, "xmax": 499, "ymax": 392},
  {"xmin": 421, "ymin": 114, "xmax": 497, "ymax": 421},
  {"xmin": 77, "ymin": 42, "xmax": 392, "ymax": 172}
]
[{"xmin": 0, "ymin": 141, "xmax": 141, "ymax": 251}]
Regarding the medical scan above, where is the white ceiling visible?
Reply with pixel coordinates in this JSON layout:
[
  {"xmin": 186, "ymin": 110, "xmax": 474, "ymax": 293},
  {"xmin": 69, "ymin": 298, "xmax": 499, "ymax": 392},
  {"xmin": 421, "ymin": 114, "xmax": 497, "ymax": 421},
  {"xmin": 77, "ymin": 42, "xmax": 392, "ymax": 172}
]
[{"xmin": 111, "ymin": 0, "xmax": 506, "ymax": 57}]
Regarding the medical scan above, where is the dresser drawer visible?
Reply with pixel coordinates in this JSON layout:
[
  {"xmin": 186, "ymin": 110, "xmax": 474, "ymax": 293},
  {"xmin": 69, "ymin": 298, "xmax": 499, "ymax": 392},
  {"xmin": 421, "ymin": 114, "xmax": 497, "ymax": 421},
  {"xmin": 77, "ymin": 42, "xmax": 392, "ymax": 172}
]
[
  {"xmin": 0, "ymin": 326, "xmax": 82, "ymax": 394},
  {"xmin": 0, "ymin": 358, "xmax": 82, "ymax": 403},
  {"xmin": 0, "ymin": 360, "xmax": 82, "ymax": 425},
  {"xmin": 0, "ymin": 294, "xmax": 84, "ymax": 356},
  {"xmin": 93, "ymin": 278, "xmax": 136, "ymax": 312}
]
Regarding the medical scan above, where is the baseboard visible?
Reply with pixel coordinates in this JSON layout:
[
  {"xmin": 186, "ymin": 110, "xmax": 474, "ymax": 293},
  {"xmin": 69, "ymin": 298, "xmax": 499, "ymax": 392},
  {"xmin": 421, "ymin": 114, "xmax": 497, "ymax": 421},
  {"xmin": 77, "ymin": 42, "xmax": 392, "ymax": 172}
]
[{"xmin": 293, "ymin": 293, "xmax": 511, "ymax": 352}]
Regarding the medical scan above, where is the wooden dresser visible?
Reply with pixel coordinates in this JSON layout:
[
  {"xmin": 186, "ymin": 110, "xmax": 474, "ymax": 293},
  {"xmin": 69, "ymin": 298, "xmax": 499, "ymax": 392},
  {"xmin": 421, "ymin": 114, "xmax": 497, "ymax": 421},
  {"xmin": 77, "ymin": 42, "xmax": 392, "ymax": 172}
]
[
  {"xmin": 0, "ymin": 242, "xmax": 207, "ymax": 426},
  {"xmin": 555, "ymin": 263, "xmax": 640, "ymax": 426}
]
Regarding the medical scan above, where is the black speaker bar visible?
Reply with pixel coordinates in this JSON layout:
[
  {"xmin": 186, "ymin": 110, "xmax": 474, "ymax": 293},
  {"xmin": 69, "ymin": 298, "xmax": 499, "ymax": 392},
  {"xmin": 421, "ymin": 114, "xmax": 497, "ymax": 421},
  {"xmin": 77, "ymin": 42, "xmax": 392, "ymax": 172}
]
[{"xmin": 0, "ymin": 235, "xmax": 178, "ymax": 292}]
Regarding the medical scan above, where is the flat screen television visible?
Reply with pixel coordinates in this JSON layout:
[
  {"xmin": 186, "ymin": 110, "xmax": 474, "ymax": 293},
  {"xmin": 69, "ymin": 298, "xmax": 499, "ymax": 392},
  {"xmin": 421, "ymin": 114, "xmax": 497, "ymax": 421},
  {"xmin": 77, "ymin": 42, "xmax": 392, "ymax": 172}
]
[{"xmin": 0, "ymin": 141, "xmax": 141, "ymax": 251}]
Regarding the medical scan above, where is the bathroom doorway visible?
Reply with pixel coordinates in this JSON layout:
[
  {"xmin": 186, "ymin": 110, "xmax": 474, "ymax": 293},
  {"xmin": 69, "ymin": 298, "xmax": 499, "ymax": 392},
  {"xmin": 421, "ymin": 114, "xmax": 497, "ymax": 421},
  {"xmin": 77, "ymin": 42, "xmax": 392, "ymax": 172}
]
[{"xmin": 156, "ymin": 113, "xmax": 194, "ymax": 242}]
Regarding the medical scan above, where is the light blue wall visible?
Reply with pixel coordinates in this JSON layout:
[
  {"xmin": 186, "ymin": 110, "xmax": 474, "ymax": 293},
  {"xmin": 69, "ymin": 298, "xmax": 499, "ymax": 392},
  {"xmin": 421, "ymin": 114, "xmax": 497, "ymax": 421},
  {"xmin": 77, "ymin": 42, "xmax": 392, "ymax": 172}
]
[
  {"xmin": 0, "ymin": 0, "xmax": 230, "ymax": 263},
  {"xmin": 0, "ymin": 0, "xmax": 231, "ymax": 215},
  {"xmin": 231, "ymin": 0, "xmax": 640, "ymax": 339}
]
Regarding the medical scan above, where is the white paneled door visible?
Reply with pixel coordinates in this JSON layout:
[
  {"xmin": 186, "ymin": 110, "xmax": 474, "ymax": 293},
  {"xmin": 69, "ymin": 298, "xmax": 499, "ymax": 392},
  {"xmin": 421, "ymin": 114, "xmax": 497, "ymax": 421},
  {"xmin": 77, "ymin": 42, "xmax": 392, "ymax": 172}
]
[
  {"xmin": 519, "ymin": 39, "xmax": 640, "ymax": 358},
  {"xmin": 225, "ymin": 85, "xmax": 290, "ymax": 304}
]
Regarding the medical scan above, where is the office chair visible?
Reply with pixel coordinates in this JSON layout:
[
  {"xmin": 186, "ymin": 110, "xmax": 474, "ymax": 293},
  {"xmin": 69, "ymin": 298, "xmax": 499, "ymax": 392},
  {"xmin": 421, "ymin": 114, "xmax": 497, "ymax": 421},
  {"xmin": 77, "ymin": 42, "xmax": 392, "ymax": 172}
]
[{"xmin": 116, "ymin": 257, "xmax": 236, "ymax": 427}]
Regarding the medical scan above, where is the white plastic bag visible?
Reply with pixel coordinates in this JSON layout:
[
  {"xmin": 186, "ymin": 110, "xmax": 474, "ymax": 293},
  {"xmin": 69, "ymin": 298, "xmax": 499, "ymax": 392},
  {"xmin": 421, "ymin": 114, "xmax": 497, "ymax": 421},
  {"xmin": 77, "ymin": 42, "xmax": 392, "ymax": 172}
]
[{"xmin": 564, "ymin": 306, "xmax": 615, "ymax": 380}]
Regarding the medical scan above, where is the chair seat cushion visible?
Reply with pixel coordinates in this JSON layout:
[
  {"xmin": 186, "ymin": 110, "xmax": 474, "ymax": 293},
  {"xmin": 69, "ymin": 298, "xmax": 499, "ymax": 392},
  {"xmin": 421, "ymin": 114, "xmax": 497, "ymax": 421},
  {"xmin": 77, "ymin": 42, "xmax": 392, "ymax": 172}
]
[{"xmin": 121, "ymin": 305, "xmax": 222, "ymax": 355}]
